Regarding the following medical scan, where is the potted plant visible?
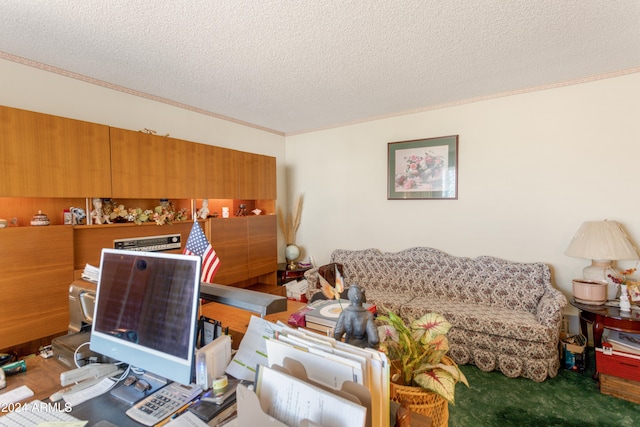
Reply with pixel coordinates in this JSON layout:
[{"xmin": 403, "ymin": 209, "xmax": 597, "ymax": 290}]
[{"xmin": 377, "ymin": 311, "xmax": 468, "ymax": 425}]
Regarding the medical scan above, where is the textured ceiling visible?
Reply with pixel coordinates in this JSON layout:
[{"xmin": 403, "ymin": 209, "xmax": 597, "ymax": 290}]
[{"xmin": 1, "ymin": 1, "xmax": 639, "ymax": 135}]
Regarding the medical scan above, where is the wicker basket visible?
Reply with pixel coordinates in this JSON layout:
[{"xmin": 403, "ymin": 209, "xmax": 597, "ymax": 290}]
[{"xmin": 390, "ymin": 382, "xmax": 449, "ymax": 427}]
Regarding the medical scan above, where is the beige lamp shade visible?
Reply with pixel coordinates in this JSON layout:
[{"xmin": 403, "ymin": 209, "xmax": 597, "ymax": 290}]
[{"xmin": 565, "ymin": 220, "xmax": 639, "ymax": 283}]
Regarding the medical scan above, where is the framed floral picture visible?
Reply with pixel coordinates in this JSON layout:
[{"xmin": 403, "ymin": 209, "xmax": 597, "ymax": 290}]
[{"xmin": 388, "ymin": 135, "xmax": 458, "ymax": 200}]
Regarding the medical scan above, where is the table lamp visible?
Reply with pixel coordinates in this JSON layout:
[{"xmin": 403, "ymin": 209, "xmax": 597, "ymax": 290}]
[
  {"xmin": 565, "ymin": 220, "xmax": 639, "ymax": 304},
  {"xmin": 565, "ymin": 220, "xmax": 639, "ymax": 282}
]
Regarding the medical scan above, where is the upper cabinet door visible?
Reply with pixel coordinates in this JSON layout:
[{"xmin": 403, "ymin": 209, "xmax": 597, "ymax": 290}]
[
  {"xmin": 237, "ymin": 152, "xmax": 277, "ymax": 200},
  {"xmin": 0, "ymin": 106, "xmax": 276, "ymax": 200},
  {"xmin": 165, "ymin": 137, "xmax": 197, "ymax": 199},
  {"xmin": 0, "ymin": 106, "xmax": 111, "ymax": 197},
  {"xmin": 110, "ymin": 127, "xmax": 167, "ymax": 198},
  {"xmin": 202, "ymin": 145, "xmax": 238, "ymax": 199},
  {"xmin": 111, "ymin": 130, "xmax": 246, "ymax": 200}
]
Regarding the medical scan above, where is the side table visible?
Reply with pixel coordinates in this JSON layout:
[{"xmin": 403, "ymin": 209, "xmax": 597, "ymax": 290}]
[
  {"xmin": 570, "ymin": 299, "xmax": 640, "ymax": 378},
  {"xmin": 277, "ymin": 263, "xmax": 311, "ymax": 285}
]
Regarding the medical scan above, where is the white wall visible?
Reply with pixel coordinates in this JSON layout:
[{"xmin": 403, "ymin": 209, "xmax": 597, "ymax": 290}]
[{"xmin": 285, "ymin": 72, "xmax": 640, "ymax": 314}]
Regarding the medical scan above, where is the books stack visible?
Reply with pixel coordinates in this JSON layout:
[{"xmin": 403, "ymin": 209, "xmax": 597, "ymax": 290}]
[
  {"xmin": 304, "ymin": 299, "xmax": 376, "ymax": 336},
  {"xmin": 605, "ymin": 330, "xmax": 640, "ymax": 356}
]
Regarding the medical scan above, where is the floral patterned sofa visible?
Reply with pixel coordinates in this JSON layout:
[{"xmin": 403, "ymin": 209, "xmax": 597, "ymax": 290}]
[{"xmin": 304, "ymin": 247, "xmax": 567, "ymax": 382}]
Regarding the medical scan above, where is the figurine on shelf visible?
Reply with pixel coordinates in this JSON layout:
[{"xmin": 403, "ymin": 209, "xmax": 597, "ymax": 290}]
[
  {"xmin": 334, "ymin": 284, "xmax": 379, "ymax": 349},
  {"xmin": 70, "ymin": 207, "xmax": 86, "ymax": 225},
  {"xmin": 90, "ymin": 198, "xmax": 111, "ymax": 225},
  {"xmin": 620, "ymin": 284, "xmax": 632, "ymax": 311},
  {"xmin": 236, "ymin": 204, "xmax": 247, "ymax": 217},
  {"xmin": 198, "ymin": 199, "xmax": 210, "ymax": 220}
]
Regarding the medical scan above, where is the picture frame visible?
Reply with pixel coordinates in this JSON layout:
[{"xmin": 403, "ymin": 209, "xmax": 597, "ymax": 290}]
[{"xmin": 388, "ymin": 135, "xmax": 458, "ymax": 200}]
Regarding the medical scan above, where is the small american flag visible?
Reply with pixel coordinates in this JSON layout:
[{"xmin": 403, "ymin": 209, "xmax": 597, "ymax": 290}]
[{"xmin": 183, "ymin": 221, "xmax": 220, "ymax": 283}]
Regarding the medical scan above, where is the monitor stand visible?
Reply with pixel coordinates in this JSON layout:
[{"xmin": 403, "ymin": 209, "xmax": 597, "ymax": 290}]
[{"xmin": 110, "ymin": 371, "xmax": 168, "ymax": 405}]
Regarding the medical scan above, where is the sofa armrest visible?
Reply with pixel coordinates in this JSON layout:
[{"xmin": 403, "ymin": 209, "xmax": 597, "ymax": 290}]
[{"xmin": 536, "ymin": 288, "xmax": 568, "ymax": 329}]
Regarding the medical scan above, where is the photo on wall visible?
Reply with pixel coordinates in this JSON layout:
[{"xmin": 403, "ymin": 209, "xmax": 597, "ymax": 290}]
[{"xmin": 387, "ymin": 135, "xmax": 458, "ymax": 200}]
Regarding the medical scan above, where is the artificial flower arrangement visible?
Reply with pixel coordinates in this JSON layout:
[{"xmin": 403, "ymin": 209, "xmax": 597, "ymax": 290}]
[
  {"xmin": 109, "ymin": 202, "xmax": 189, "ymax": 225},
  {"xmin": 377, "ymin": 311, "xmax": 468, "ymax": 404},
  {"xmin": 608, "ymin": 268, "xmax": 640, "ymax": 303}
]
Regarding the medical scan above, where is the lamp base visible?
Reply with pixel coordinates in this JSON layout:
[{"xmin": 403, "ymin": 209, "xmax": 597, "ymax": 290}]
[{"xmin": 582, "ymin": 260, "xmax": 612, "ymax": 283}]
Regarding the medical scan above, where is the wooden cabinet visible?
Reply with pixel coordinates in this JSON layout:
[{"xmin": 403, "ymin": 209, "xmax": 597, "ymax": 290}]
[
  {"xmin": 0, "ymin": 226, "xmax": 74, "ymax": 349},
  {"xmin": 0, "ymin": 106, "xmax": 279, "ymax": 354},
  {"xmin": 0, "ymin": 106, "xmax": 111, "ymax": 197},
  {"xmin": 110, "ymin": 127, "xmax": 168, "ymax": 198},
  {"xmin": 109, "ymin": 128, "xmax": 275, "ymax": 200},
  {"xmin": 248, "ymin": 215, "xmax": 278, "ymax": 278},
  {"xmin": 165, "ymin": 136, "xmax": 198, "ymax": 198},
  {"xmin": 207, "ymin": 217, "xmax": 249, "ymax": 285},
  {"xmin": 164, "ymin": 137, "xmax": 239, "ymax": 199},
  {"xmin": 207, "ymin": 216, "xmax": 277, "ymax": 287},
  {"xmin": 0, "ymin": 107, "xmax": 276, "ymax": 201},
  {"xmin": 203, "ymin": 145, "xmax": 238, "ymax": 199},
  {"xmin": 237, "ymin": 151, "xmax": 277, "ymax": 200}
]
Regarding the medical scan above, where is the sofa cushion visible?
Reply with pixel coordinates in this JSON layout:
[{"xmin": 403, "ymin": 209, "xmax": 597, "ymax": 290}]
[
  {"xmin": 355, "ymin": 289, "xmax": 413, "ymax": 317},
  {"xmin": 476, "ymin": 256, "xmax": 549, "ymax": 314},
  {"xmin": 331, "ymin": 249, "xmax": 417, "ymax": 296},
  {"xmin": 399, "ymin": 297, "xmax": 555, "ymax": 343}
]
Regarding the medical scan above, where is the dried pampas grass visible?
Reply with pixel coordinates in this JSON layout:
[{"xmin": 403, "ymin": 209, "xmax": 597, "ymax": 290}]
[{"xmin": 278, "ymin": 194, "xmax": 304, "ymax": 245}]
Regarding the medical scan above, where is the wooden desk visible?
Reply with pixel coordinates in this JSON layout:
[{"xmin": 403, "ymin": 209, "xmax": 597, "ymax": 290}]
[
  {"xmin": 1, "ymin": 308, "xmax": 430, "ymax": 427},
  {"xmin": 1, "ymin": 354, "xmax": 69, "ymax": 402},
  {"xmin": 0, "ymin": 301, "xmax": 306, "ymax": 402},
  {"xmin": 200, "ymin": 299, "xmax": 307, "ymax": 349}
]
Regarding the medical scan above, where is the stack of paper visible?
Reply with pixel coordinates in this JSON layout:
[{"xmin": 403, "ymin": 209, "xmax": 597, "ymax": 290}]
[
  {"xmin": 267, "ymin": 322, "xmax": 389, "ymax": 427},
  {"xmin": 81, "ymin": 263, "xmax": 100, "ymax": 283},
  {"xmin": 225, "ymin": 316, "xmax": 285, "ymax": 382},
  {"xmin": 253, "ymin": 364, "xmax": 367, "ymax": 427},
  {"xmin": 225, "ymin": 315, "xmax": 390, "ymax": 427}
]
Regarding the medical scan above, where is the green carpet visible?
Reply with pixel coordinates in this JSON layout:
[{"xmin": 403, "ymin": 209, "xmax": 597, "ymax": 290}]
[{"xmin": 448, "ymin": 351, "xmax": 639, "ymax": 426}]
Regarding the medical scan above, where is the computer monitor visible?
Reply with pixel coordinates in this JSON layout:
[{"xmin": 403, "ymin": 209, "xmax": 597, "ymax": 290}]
[{"xmin": 90, "ymin": 249, "xmax": 202, "ymax": 385}]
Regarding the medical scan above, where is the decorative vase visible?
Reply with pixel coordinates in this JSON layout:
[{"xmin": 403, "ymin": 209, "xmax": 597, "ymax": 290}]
[
  {"xmin": 390, "ymin": 382, "xmax": 449, "ymax": 427},
  {"xmin": 30, "ymin": 210, "xmax": 50, "ymax": 226},
  {"xmin": 285, "ymin": 244, "xmax": 300, "ymax": 269}
]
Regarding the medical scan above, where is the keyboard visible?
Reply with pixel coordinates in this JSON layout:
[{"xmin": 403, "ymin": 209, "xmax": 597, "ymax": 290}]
[
  {"xmin": 125, "ymin": 382, "xmax": 202, "ymax": 426},
  {"xmin": 0, "ymin": 400, "xmax": 82, "ymax": 427}
]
